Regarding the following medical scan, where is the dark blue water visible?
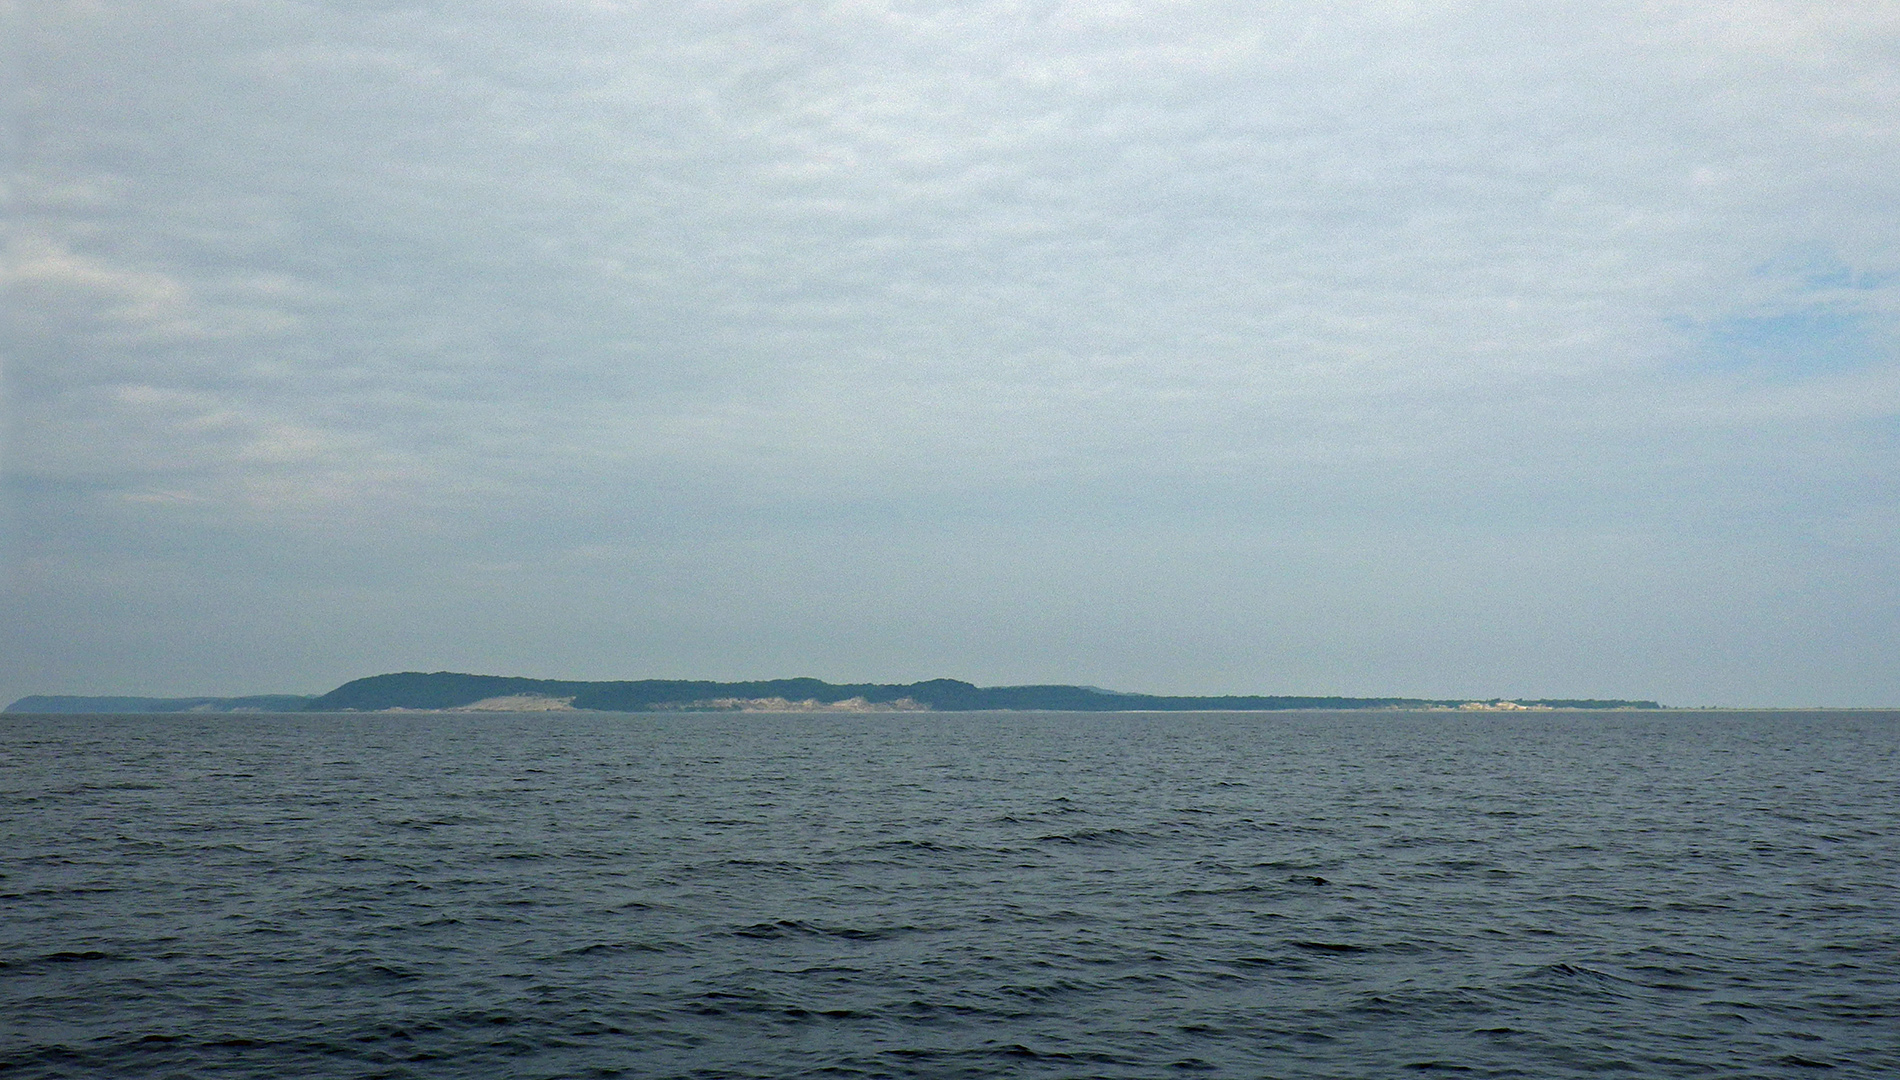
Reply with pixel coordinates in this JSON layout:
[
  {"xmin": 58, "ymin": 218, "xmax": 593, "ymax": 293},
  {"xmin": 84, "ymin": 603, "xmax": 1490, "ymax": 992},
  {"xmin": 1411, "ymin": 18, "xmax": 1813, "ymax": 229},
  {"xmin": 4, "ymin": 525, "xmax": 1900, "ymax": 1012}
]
[{"xmin": 3, "ymin": 710, "xmax": 1896, "ymax": 1079}]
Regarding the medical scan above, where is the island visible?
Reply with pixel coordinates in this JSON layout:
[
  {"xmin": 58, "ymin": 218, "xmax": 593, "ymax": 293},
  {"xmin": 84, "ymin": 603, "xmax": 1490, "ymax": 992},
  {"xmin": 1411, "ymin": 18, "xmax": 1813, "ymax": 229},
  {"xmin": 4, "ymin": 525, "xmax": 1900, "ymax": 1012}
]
[{"xmin": 4, "ymin": 673, "xmax": 1663, "ymax": 713}]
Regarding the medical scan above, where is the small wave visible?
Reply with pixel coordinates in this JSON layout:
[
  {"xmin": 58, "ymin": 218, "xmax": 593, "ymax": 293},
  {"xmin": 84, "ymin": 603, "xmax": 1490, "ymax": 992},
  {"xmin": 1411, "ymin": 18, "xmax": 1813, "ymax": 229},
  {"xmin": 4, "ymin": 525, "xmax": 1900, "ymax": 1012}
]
[
  {"xmin": 1225, "ymin": 955, "xmax": 1297, "ymax": 968},
  {"xmin": 969, "ymin": 1043, "xmax": 1127, "ymax": 1066},
  {"xmin": 718, "ymin": 857, "xmax": 804, "ymax": 873},
  {"xmin": 555, "ymin": 939, "xmax": 682, "ymax": 957},
  {"xmin": 1169, "ymin": 883, "xmax": 1272, "ymax": 897},
  {"xmin": 7, "ymin": 886, "xmax": 121, "ymax": 901},
  {"xmin": 992, "ymin": 977, "xmax": 1096, "ymax": 1000},
  {"xmin": 1353, "ymin": 987, "xmax": 1488, "ymax": 1017},
  {"xmin": 1033, "ymin": 827, "xmax": 1153, "ymax": 846},
  {"xmin": 733, "ymin": 919, "xmax": 820, "ymax": 938},
  {"xmin": 1290, "ymin": 940, "xmax": 1369, "ymax": 954},
  {"xmin": 1539, "ymin": 962, "xmax": 1627, "ymax": 982},
  {"xmin": 776, "ymin": 1006, "xmax": 870, "ymax": 1022},
  {"xmin": 49, "ymin": 948, "xmax": 114, "ymax": 962},
  {"xmin": 439, "ymin": 1009, "xmax": 521, "ymax": 1029},
  {"xmin": 861, "ymin": 838, "xmax": 958, "ymax": 853},
  {"xmin": 12, "ymin": 949, "xmax": 118, "ymax": 970},
  {"xmin": 1495, "ymin": 961, "xmax": 1639, "ymax": 1004},
  {"xmin": 730, "ymin": 919, "xmax": 915, "ymax": 941},
  {"xmin": 892, "ymin": 998, "xmax": 984, "ymax": 1020}
]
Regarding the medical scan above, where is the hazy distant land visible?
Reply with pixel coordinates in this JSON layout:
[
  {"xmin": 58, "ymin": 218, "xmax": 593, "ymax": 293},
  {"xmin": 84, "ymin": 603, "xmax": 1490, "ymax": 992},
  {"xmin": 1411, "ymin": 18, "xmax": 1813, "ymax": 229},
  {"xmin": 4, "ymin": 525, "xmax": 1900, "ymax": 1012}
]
[
  {"xmin": 5, "ymin": 672, "xmax": 1662, "ymax": 713},
  {"xmin": 5, "ymin": 694, "xmax": 324, "ymax": 714}
]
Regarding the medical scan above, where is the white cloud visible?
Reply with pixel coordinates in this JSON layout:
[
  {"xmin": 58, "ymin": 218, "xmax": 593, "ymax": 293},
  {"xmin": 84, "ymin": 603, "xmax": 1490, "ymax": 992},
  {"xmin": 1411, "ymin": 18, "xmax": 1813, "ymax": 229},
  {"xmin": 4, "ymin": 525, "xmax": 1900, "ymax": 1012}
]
[
  {"xmin": 6, "ymin": 0, "xmax": 1900, "ymax": 702},
  {"xmin": 4, "ymin": 236, "xmax": 298, "ymax": 342}
]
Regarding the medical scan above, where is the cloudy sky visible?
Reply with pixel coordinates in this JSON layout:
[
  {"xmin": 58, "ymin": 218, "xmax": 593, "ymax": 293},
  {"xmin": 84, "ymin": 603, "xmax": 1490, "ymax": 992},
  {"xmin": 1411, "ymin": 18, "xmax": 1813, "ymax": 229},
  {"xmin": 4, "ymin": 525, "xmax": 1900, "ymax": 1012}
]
[{"xmin": 6, "ymin": 0, "xmax": 1898, "ymax": 706}]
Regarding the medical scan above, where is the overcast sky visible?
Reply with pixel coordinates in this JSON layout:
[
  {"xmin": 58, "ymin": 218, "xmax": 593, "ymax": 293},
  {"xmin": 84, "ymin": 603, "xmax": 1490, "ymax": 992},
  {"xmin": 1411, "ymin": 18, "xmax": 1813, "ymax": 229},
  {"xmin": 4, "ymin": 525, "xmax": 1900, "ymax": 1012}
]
[{"xmin": 6, "ymin": 0, "xmax": 1898, "ymax": 706}]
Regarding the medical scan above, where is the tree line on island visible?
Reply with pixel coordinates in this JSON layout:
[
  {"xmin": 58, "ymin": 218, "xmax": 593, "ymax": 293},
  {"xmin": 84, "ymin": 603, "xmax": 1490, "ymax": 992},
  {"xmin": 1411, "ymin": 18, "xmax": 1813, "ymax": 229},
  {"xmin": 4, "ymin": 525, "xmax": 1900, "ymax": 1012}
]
[{"xmin": 6, "ymin": 671, "xmax": 1663, "ymax": 713}]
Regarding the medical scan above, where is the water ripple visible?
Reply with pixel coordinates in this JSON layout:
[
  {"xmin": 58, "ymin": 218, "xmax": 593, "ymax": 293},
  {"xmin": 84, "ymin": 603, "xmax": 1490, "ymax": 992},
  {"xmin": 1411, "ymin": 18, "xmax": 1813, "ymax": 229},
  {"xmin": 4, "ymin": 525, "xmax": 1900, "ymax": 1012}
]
[{"xmin": 2, "ymin": 710, "xmax": 1897, "ymax": 1078}]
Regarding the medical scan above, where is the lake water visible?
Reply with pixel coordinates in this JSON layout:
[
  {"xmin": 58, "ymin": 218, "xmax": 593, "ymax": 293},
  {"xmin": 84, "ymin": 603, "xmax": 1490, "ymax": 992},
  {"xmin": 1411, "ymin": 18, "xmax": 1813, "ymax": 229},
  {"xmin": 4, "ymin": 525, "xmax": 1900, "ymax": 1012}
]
[{"xmin": 3, "ymin": 710, "xmax": 1896, "ymax": 1078}]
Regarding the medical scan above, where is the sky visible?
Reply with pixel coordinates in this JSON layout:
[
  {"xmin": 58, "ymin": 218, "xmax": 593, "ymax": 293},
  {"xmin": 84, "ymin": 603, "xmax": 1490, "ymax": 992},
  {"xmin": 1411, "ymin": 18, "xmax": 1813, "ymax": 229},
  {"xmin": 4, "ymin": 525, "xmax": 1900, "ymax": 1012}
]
[{"xmin": 5, "ymin": 0, "xmax": 1898, "ymax": 707}]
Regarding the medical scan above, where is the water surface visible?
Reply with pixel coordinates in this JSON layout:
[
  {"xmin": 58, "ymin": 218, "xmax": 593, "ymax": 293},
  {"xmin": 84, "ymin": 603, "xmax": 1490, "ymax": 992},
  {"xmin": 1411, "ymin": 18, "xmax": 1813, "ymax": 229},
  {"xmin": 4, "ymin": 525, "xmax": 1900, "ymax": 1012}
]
[{"xmin": 3, "ymin": 710, "xmax": 1895, "ymax": 1078}]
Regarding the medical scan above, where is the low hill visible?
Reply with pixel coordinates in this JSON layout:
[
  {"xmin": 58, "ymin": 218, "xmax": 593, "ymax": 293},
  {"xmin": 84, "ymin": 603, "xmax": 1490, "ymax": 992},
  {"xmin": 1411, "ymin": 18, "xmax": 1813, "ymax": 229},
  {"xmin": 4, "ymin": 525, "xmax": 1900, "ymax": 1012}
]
[
  {"xmin": 5, "ymin": 675, "xmax": 1663, "ymax": 714},
  {"xmin": 301, "ymin": 672, "xmax": 1661, "ymax": 712}
]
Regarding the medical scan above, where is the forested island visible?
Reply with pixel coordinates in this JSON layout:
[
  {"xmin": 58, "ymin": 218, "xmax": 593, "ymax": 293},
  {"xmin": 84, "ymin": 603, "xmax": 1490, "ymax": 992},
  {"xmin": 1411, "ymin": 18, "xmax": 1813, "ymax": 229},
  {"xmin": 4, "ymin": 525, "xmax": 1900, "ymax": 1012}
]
[{"xmin": 6, "ymin": 672, "xmax": 1662, "ymax": 713}]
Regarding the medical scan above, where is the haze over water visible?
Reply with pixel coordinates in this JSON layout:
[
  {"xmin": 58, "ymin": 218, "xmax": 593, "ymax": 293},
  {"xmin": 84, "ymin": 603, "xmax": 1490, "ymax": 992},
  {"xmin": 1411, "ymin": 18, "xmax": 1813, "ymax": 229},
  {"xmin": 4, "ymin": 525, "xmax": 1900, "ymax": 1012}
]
[{"xmin": 4, "ymin": 709, "xmax": 1896, "ymax": 1078}]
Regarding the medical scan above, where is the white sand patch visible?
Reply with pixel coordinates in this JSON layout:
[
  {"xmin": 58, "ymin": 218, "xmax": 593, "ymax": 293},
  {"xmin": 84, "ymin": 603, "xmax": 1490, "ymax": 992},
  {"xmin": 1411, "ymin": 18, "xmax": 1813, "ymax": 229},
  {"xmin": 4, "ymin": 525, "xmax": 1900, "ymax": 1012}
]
[
  {"xmin": 682, "ymin": 696, "xmax": 931, "ymax": 712},
  {"xmin": 459, "ymin": 695, "xmax": 577, "ymax": 711}
]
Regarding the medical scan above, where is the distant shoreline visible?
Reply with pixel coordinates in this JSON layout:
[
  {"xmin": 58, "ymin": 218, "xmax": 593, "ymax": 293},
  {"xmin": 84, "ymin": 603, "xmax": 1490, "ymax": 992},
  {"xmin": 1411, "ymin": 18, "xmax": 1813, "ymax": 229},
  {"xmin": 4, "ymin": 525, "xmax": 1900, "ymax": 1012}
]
[
  {"xmin": 8, "ymin": 702, "xmax": 1888, "ymax": 716},
  {"xmin": 5, "ymin": 672, "xmax": 1670, "ymax": 714}
]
